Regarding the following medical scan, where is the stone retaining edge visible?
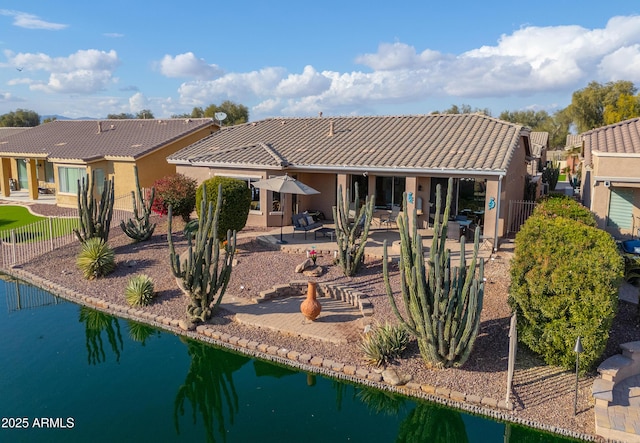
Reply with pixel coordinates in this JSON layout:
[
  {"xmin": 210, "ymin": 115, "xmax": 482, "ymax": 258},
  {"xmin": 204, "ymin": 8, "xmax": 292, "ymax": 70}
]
[{"xmin": 4, "ymin": 267, "xmax": 596, "ymax": 442}]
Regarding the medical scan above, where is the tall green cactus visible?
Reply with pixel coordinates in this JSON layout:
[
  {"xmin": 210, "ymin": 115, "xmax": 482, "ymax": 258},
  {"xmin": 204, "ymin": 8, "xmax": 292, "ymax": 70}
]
[
  {"xmin": 332, "ymin": 183, "xmax": 374, "ymax": 277},
  {"xmin": 120, "ymin": 166, "xmax": 156, "ymax": 242},
  {"xmin": 74, "ymin": 171, "xmax": 114, "ymax": 244},
  {"xmin": 383, "ymin": 179, "xmax": 484, "ymax": 368},
  {"xmin": 168, "ymin": 183, "xmax": 236, "ymax": 323}
]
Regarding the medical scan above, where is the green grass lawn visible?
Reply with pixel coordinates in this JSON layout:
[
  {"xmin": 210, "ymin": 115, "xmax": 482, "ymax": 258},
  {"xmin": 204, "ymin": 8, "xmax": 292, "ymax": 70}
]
[
  {"xmin": 0, "ymin": 205, "xmax": 78, "ymax": 242},
  {"xmin": 0, "ymin": 205, "xmax": 45, "ymax": 230}
]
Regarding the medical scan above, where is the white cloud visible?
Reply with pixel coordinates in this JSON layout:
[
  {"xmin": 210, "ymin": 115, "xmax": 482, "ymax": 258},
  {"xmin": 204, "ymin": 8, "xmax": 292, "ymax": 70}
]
[
  {"xmin": 0, "ymin": 9, "xmax": 67, "ymax": 30},
  {"xmin": 128, "ymin": 92, "xmax": 148, "ymax": 113},
  {"xmin": 103, "ymin": 33, "xmax": 124, "ymax": 38},
  {"xmin": 3, "ymin": 49, "xmax": 120, "ymax": 94},
  {"xmin": 355, "ymin": 42, "xmax": 444, "ymax": 70},
  {"xmin": 159, "ymin": 52, "xmax": 223, "ymax": 80},
  {"xmin": 598, "ymin": 45, "xmax": 640, "ymax": 82},
  {"xmin": 275, "ymin": 65, "xmax": 331, "ymax": 97}
]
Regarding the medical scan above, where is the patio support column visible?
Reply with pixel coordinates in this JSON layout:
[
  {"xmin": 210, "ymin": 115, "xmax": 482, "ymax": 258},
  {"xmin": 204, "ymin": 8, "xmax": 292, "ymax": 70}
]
[
  {"xmin": 26, "ymin": 158, "xmax": 39, "ymax": 200},
  {"xmin": 405, "ymin": 177, "xmax": 418, "ymax": 231},
  {"xmin": 0, "ymin": 158, "xmax": 11, "ymax": 197}
]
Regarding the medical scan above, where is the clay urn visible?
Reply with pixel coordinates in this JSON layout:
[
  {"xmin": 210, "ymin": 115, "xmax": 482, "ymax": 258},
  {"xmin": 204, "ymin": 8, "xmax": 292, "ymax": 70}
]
[{"xmin": 300, "ymin": 281, "xmax": 322, "ymax": 321}]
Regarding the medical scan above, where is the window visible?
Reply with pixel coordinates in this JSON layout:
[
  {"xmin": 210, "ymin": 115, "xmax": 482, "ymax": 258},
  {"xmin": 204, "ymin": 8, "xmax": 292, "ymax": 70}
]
[
  {"xmin": 216, "ymin": 174, "xmax": 262, "ymax": 212},
  {"xmin": 93, "ymin": 169, "xmax": 105, "ymax": 195},
  {"xmin": 375, "ymin": 176, "xmax": 405, "ymax": 209},
  {"xmin": 58, "ymin": 166, "xmax": 87, "ymax": 194}
]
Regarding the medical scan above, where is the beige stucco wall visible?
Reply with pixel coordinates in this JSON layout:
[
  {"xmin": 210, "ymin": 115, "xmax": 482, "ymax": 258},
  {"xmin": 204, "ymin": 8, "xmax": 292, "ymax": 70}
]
[
  {"xmin": 176, "ymin": 165, "xmax": 345, "ymax": 228},
  {"xmin": 589, "ymin": 153, "xmax": 640, "ymax": 235}
]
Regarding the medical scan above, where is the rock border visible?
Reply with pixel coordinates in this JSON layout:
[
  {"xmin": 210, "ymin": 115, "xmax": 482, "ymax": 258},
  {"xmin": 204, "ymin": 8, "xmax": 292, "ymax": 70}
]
[{"xmin": 4, "ymin": 266, "xmax": 596, "ymax": 442}]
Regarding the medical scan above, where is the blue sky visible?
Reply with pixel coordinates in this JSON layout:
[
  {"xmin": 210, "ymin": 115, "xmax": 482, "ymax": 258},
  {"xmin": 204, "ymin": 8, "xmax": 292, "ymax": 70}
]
[{"xmin": 1, "ymin": 1, "xmax": 639, "ymax": 121}]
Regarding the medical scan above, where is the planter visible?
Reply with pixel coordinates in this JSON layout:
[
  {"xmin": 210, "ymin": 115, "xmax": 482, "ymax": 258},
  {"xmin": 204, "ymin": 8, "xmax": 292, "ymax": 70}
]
[{"xmin": 300, "ymin": 281, "xmax": 322, "ymax": 321}]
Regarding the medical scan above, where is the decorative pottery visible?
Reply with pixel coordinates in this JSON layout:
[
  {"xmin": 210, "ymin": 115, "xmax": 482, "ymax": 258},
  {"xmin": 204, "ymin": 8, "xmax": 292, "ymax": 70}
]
[{"xmin": 300, "ymin": 281, "xmax": 322, "ymax": 321}]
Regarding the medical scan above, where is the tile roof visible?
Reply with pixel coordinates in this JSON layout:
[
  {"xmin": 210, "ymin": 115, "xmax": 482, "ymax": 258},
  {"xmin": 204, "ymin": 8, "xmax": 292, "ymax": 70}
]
[
  {"xmin": 565, "ymin": 134, "xmax": 582, "ymax": 149},
  {"xmin": 582, "ymin": 117, "xmax": 640, "ymax": 166},
  {"xmin": 530, "ymin": 131, "xmax": 549, "ymax": 158},
  {"xmin": 168, "ymin": 114, "xmax": 527, "ymax": 175},
  {"xmin": 0, "ymin": 127, "xmax": 31, "ymax": 139},
  {"xmin": 0, "ymin": 118, "xmax": 215, "ymax": 162}
]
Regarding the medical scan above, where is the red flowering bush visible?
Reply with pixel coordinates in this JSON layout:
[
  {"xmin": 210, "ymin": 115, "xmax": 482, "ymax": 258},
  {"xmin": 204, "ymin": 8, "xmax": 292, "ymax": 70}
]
[{"xmin": 151, "ymin": 174, "xmax": 198, "ymax": 221}]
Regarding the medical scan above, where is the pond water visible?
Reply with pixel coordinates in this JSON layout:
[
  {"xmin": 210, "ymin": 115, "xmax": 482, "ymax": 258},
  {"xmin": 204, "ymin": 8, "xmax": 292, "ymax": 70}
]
[{"xmin": 0, "ymin": 275, "xmax": 580, "ymax": 442}]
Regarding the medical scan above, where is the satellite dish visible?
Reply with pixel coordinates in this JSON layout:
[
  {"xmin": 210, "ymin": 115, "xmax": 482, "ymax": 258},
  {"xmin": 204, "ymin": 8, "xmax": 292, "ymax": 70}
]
[{"xmin": 214, "ymin": 112, "xmax": 227, "ymax": 123}]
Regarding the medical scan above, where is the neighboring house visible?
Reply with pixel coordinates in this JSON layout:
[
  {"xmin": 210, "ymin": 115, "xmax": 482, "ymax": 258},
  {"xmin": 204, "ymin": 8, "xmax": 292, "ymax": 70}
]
[
  {"xmin": 168, "ymin": 114, "xmax": 533, "ymax": 249},
  {"xmin": 564, "ymin": 133, "xmax": 583, "ymax": 175},
  {"xmin": 581, "ymin": 117, "xmax": 640, "ymax": 237},
  {"xmin": 0, "ymin": 118, "xmax": 217, "ymax": 206},
  {"xmin": 529, "ymin": 131, "xmax": 549, "ymax": 175}
]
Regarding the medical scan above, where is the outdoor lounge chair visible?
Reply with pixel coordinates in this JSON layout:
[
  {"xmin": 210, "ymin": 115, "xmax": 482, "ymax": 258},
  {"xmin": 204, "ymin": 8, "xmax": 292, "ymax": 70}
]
[
  {"xmin": 292, "ymin": 213, "xmax": 323, "ymax": 239},
  {"xmin": 378, "ymin": 206, "xmax": 400, "ymax": 229}
]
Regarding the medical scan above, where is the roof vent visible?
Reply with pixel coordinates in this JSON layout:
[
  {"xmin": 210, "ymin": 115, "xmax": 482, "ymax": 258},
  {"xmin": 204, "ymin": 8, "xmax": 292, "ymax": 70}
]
[
  {"xmin": 318, "ymin": 112, "xmax": 323, "ymax": 118},
  {"xmin": 110, "ymin": 124, "xmax": 115, "ymax": 130},
  {"xmin": 328, "ymin": 120, "xmax": 335, "ymax": 137},
  {"xmin": 97, "ymin": 121, "xmax": 103, "ymax": 134}
]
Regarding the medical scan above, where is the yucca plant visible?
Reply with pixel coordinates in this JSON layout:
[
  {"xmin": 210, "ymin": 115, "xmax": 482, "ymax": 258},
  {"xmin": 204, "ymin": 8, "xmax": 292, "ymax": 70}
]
[
  {"xmin": 76, "ymin": 237, "xmax": 115, "ymax": 280},
  {"xmin": 360, "ymin": 322, "xmax": 410, "ymax": 367},
  {"xmin": 124, "ymin": 274, "xmax": 155, "ymax": 306}
]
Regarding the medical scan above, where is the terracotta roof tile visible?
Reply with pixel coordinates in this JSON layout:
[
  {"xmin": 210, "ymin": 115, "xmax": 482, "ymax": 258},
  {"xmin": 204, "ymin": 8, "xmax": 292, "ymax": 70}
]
[
  {"xmin": 0, "ymin": 118, "xmax": 215, "ymax": 161},
  {"xmin": 582, "ymin": 117, "xmax": 640, "ymax": 166},
  {"xmin": 169, "ymin": 114, "xmax": 527, "ymax": 175}
]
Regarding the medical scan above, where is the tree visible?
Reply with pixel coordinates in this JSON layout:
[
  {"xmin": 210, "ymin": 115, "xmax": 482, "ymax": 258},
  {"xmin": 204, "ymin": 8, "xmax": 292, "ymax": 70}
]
[
  {"xmin": 203, "ymin": 101, "xmax": 249, "ymax": 125},
  {"xmin": 435, "ymin": 104, "xmax": 491, "ymax": 116},
  {"xmin": 499, "ymin": 109, "xmax": 551, "ymax": 129},
  {"xmin": 172, "ymin": 101, "xmax": 249, "ymax": 124},
  {"xmin": 0, "ymin": 109, "xmax": 40, "ymax": 127},
  {"xmin": 566, "ymin": 80, "xmax": 637, "ymax": 133},
  {"xmin": 107, "ymin": 112, "xmax": 134, "ymax": 119},
  {"xmin": 135, "ymin": 109, "xmax": 154, "ymax": 119},
  {"xmin": 603, "ymin": 93, "xmax": 640, "ymax": 125}
]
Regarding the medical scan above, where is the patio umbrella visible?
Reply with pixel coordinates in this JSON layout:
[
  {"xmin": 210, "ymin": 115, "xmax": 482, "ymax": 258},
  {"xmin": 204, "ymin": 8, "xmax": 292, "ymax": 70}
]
[{"xmin": 252, "ymin": 174, "xmax": 320, "ymax": 243}]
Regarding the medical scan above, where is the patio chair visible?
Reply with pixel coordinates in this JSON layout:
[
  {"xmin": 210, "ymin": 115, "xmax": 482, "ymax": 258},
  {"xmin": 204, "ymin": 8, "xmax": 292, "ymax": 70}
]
[{"xmin": 379, "ymin": 206, "xmax": 400, "ymax": 230}]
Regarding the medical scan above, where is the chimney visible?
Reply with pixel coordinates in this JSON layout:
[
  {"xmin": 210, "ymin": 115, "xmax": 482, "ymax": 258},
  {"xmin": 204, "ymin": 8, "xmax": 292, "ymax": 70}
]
[
  {"xmin": 328, "ymin": 120, "xmax": 334, "ymax": 137},
  {"xmin": 97, "ymin": 121, "xmax": 102, "ymax": 134}
]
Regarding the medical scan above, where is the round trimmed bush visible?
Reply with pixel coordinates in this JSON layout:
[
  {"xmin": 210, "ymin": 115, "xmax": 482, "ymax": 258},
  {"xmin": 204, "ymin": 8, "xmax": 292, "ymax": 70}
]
[
  {"xmin": 195, "ymin": 177, "xmax": 251, "ymax": 241},
  {"xmin": 151, "ymin": 173, "xmax": 198, "ymax": 221},
  {"xmin": 125, "ymin": 274, "xmax": 155, "ymax": 306},
  {"xmin": 76, "ymin": 237, "xmax": 115, "ymax": 280},
  {"xmin": 533, "ymin": 194, "xmax": 597, "ymax": 227},
  {"xmin": 509, "ymin": 214, "xmax": 624, "ymax": 371}
]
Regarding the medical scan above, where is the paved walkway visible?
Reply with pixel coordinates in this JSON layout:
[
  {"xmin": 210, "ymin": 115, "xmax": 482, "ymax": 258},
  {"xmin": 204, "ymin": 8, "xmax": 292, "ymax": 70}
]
[{"xmin": 608, "ymin": 374, "xmax": 640, "ymax": 439}]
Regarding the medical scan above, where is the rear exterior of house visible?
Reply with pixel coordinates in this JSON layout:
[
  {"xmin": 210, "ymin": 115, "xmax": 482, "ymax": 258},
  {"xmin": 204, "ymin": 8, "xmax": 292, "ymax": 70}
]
[
  {"xmin": 168, "ymin": 114, "xmax": 532, "ymax": 249},
  {"xmin": 0, "ymin": 118, "xmax": 217, "ymax": 206},
  {"xmin": 581, "ymin": 117, "xmax": 640, "ymax": 237}
]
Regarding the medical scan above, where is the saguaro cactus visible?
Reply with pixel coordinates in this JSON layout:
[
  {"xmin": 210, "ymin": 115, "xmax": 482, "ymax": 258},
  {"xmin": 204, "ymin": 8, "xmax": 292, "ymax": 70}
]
[
  {"xmin": 74, "ymin": 171, "xmax": 114, "ymax": 244},
  {"xmin": 383, "ymin": 179, "xmax": 484, "ymax": 368},
  {"xmin": 120, "ymin": 166, "xmax": 156, "ymax": 242},
  {"xmin": 332, "ymin": 183, "xmax": 374, "ymax": 277},
  {"xmin": 168, "ymin": 183, "xmax": 237, "ymax": 323}
]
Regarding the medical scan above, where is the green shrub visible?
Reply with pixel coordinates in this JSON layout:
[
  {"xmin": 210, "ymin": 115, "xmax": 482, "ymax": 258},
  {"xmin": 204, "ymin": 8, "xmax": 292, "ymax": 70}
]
[
  {"xmin": 124, "ymin": 274, "xmax": 155, "ymax": 306},
  {"xmin": 195, "ymin": 177, "xmax": 251, "ymax": 241},
  {"xmin": 359, "ymin": 322, "xmax": 410, "ymax": 367},
  {"xmin": 151, "ymin": 173, "xmax": 198, "ymax": 221},
  {"xmin": 533, "ymin": 194, "xmax": 597, "ymax": 227},
  {"xmin": 509, "ymin": 215, "xmax": 623, "ymax": 371},
  {"xmin": 76, "ymin": 237, "xmax": 115, "ymax": 280}
]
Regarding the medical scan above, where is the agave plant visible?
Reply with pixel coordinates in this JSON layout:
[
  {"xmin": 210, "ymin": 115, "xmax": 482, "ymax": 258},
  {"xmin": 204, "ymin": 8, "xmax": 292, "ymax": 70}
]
[
  {"xmin": 76, "ymin": 237, "xmax": 115, "ymax": 280},
  {"xmin": 359, "ymin": 322, "xmax": 410, "ymax": 367},
  {"xmin": 124, "ymin": 274, "xmax": 155, "ymax": 306}
]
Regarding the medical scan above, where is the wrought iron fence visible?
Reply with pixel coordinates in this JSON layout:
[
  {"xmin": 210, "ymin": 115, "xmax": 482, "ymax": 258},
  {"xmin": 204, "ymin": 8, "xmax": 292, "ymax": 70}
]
[
  {"xmin": 0, "ymin": 192, "xmax": 140, "ymax": 269},
  {"xmin": 506, "ymin": 200, "xmax": 537, "ymax": 237}
]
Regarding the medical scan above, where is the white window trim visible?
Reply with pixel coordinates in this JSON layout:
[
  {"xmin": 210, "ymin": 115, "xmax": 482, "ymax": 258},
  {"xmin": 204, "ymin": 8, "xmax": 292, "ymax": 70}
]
[{"xmin": 214, "ymin": 173, "xmax": 263, "ymax": 214}]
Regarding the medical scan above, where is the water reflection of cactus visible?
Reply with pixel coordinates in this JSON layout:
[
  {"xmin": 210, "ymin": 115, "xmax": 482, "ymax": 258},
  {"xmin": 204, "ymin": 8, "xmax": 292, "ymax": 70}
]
[
  {"xmin": 127, "ymin": 320, "xmax": 160, "ymax": 345},
  {"xmin": 173, "ymin": 339, "xmax": 249, "ymax": 443},
  {"xmin": 395, "ymin": 402, "xmax": 469, "ymax": 443},
  {"xmin": 357, "ymin": 386, "xmax": 407, "ymax": 416},
  {"xmin": 79, "ymin": 307, "xmax": 123, "ymax": 365}
]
